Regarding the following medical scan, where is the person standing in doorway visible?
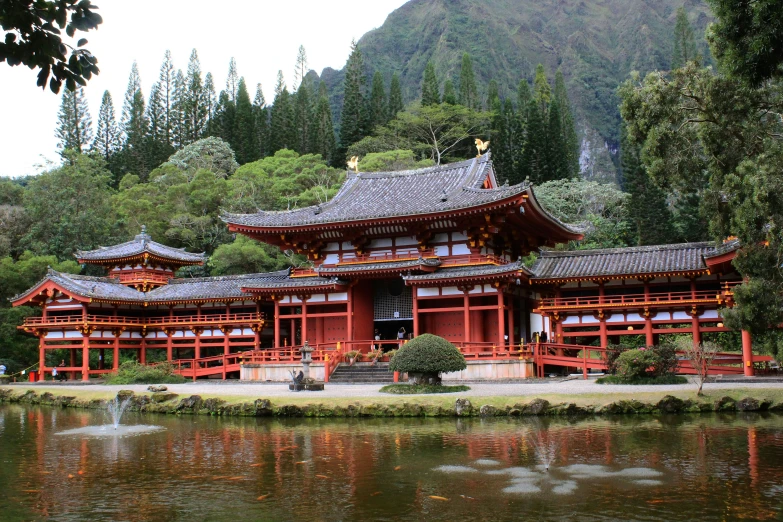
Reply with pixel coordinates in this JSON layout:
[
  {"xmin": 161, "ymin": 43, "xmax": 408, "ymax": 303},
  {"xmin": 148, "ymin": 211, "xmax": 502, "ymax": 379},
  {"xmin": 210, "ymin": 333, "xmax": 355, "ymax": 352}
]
[{"xmin": 397, "ymin": 327, "xmax": 406, "ymax": 347}]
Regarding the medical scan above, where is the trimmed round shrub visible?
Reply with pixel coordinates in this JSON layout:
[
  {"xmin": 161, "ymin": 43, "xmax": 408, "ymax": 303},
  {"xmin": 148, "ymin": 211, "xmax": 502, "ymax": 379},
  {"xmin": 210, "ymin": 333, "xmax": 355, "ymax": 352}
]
[{"xmin": 389, "ymin": 334, "xmax": 466, "ymax": 385}]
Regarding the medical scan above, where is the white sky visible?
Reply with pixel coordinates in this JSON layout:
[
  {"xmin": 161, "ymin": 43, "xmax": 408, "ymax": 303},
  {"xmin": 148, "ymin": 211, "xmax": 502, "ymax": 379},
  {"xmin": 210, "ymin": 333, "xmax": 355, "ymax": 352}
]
[{"xmin": 0, "ymin": 0, "xmax": 408, "ymax": 178}]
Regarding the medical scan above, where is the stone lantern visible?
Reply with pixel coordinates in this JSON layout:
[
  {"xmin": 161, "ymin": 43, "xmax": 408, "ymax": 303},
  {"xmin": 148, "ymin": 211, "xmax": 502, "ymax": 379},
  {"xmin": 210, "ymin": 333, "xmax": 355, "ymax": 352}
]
[{"xmin": 300, "ymin": 341, "xmax": 314, "ymax": 380}]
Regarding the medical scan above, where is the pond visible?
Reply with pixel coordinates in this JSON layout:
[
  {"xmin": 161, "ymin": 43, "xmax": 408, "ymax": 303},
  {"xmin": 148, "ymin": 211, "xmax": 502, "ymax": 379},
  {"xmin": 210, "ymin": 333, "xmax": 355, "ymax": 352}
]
[{"xmin": 0, "ymin": 406, "xmax": 781, "ymax": 521}]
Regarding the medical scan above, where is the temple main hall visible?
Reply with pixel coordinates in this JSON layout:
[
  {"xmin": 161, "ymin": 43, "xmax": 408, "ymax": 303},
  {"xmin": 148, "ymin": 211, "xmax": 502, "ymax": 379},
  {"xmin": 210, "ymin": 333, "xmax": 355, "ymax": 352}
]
[{"xmin": 12, "ymin": 153, "xmax": 754, "ymax": 381}]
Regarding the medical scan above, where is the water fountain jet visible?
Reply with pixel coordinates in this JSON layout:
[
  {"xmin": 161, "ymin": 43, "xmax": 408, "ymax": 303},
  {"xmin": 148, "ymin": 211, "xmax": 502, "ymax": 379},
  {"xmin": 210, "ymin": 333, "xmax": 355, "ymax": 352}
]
[{"xmin": 107, "ymin": 396, "xmax": 132, "ymax": 430}]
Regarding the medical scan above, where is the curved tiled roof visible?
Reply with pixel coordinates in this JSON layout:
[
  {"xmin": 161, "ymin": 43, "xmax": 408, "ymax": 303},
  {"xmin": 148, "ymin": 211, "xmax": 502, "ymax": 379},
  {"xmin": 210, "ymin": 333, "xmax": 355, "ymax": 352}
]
[
  {"xmin": 76, "ymin": 227, "xmax": 205, "ymax": 265},
  {"xmin": 145, "ymin": 271, "xmax": 293, "ymax": 302},
  {"xmin": 703, "ymin": 238, "xmax": 741, "ymax": 259},
  {"xmin": 223, "ymin": 154, "xmax": 533, "ymax": 229},
  {"xmin": 404, "ymin": 261, "xmax": 530, "ymax": 282},
  {"xmin": 531, "ymin": 242, "xmax": 719, "ymax": 280},
  {"xmin": 11, "ymin": 269, "xmax": 345, "ymax": 305},
  {"xmin": 316, "ymin": 258, "xmax": 440, "ymax": 275},
  {"xmin": 11, "ymin": 270, "xmax": 146, "ymax": 303}
]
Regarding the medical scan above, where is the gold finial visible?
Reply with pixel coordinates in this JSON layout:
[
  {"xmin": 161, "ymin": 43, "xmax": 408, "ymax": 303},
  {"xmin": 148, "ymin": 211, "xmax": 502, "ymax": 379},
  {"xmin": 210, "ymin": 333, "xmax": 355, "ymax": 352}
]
[
  {"xmin": 347, "ymin": 156, "xmax": 359, "ymax": 173},
  {"xmin": 475, "ymin": 138, "xmax": 490, "ymax": 157}
]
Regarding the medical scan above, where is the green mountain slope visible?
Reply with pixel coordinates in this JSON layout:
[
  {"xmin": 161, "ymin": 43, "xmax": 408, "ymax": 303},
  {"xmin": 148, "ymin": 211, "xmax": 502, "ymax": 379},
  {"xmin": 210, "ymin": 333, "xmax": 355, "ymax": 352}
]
[{"xmin": 319, "ymin": 0, "xmax": 712, "ymax": 182}]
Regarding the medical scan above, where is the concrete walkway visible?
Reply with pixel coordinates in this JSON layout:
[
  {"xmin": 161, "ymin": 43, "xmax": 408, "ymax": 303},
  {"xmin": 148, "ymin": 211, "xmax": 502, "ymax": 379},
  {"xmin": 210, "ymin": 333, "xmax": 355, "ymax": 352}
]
[{"xmin": 15, "ymin": 379, "xmax": 783, "ymax": 398}]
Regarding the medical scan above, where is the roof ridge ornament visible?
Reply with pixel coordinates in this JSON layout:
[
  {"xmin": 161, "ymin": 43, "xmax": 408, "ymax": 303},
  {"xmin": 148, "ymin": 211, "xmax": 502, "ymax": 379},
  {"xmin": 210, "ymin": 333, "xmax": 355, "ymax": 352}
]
[
  {"xmin": 346, "ymin": 156, "xmax": 359, "ymax": 173},
  {"xmin": 475, "ymin": 138, "xmax": 490, "ymax": 157},
  {"xmin": 441, "ymin": 189, "xmax": 448, "ymax": 202}
]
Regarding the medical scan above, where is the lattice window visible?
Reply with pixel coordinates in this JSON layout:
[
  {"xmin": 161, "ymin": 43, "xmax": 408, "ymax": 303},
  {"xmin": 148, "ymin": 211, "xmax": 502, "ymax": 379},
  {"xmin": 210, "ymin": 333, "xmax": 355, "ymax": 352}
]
[{"xmin": 373, "ymin": 280, "xmax": 413, "ymax": 320}]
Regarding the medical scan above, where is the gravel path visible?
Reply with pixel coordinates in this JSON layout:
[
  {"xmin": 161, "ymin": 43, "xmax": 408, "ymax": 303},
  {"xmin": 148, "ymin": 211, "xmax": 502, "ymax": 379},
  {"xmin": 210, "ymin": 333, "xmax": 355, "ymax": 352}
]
[{"xmin": 20, "ymin": 380, "xmax": 783, "ymax": 399}]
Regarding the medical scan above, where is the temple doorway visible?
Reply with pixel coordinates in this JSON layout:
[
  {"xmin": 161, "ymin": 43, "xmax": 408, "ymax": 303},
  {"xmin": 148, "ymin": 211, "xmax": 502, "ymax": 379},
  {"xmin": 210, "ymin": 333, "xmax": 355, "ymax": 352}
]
[{"xmin": 373, "ymin": 319, "xmax": 413, "ymax": 349}]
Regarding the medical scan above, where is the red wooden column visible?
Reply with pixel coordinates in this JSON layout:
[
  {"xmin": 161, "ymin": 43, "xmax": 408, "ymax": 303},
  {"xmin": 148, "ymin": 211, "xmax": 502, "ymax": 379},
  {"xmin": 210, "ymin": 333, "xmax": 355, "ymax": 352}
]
[
  {"xmin": 165, "ymin": 330, "xmax": 173, "ymax": 361},
  {"xmin": 599, "ymin": 316, "xmax": 608, "ymax": 348},
  {"xmin": 691, "ymin": 310, "xmax": 701, "ymax": 348},
  {"xmin": 113, "ymin": 332, "xmax": 120, "ymax": 369},
  {"xmin": 507, "ymin": 296, "xmax": 515, "ymax": 348},
  {"xmin": 497, "ymin": 290, "xmax": 505, "ymax": 348},
  {"xmin": 81, "ymin": 334, "xmax": 90, "ymax": 382},
  {"xmin": 347, "ymin": 286, "xmax": 354, "ymax": 342},
  {"xmin": 273, "ymin": 298, "xmax": 281, "ymax": 348},
  {"xmin": 463, "ymin": 291, "xmax": 470, "ymax": 344},
  {"xmin": 742, "ymin": 330, "xmax": 754, "ymax": 376},
  {"xmin": 643, "ymin": 281, "xmax": 653, "ymax": 346},
  {"xmin": 412, "ymin": 288, "xmax": 419, "ymax": 337},
  {"xmin": 38, "ymin": 335, "xmax": 45, "ymax": 379},
  {"xmin": 301, "ymin": 297, "xmax": 308, "ymax": 344}
]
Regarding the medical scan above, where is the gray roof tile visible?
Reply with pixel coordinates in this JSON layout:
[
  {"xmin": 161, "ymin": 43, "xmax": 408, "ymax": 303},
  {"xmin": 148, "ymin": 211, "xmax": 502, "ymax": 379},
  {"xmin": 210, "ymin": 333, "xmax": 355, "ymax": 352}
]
[
  {"xmin": 11, "ymin": 269, "xmax": 346, "ymax": 304},
  {"xmin": 531, "ymin": 242, "xmax": 720, "ymax": 280},
  {"xmin": 223, "ymin": 154, "xmax": 534, "ymax": 228},
  {"xmin": 404, "ymin": 261, "xmax": 528, "ymax": 282},
  {"xmin": 316, "ymin": 258, "xmax": 440, "ymax": 275},
  {"xmin": 76, "ymin": 227, "xmax": 205, "ymax": 264}
]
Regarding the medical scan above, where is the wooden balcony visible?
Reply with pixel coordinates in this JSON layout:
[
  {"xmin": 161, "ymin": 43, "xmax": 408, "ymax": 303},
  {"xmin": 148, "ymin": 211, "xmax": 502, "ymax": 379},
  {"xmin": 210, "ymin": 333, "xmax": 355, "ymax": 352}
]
[
  {"xmin": 116, "ymin": 271, "xmax": 172, "ymax": 285},
  {"xmin": 535, "ymin": 287, "xmax": 736, "ymax": 312},
  {"xmin": 21, "ymin": 312, "xmax": 264, "ymax": 329}
]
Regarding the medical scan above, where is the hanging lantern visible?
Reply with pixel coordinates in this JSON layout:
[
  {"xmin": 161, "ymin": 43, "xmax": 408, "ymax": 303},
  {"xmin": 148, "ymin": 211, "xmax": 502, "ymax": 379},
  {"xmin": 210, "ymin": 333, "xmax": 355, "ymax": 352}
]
[
  {"xmin": 627, "ymin": 326, "xmax": 634, "ymax": 331},
  {"xmin": 717, "ymin": 322, "xmax": 724, "ymax": 328}
]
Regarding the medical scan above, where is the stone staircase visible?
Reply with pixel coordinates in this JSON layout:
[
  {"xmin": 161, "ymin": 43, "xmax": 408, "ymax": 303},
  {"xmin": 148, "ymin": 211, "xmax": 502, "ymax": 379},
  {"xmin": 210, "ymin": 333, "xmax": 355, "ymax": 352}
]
[{"xmin": 329, "ymin": 363, "xmax": 395, "ymax": 384}]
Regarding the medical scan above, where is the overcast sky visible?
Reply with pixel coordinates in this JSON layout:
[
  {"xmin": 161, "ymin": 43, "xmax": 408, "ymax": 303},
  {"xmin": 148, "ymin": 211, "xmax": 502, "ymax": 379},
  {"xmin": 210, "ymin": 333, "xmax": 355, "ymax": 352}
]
[{"xmin": 0, "ymin": 0, "xmax": 408, "ymax": 178}]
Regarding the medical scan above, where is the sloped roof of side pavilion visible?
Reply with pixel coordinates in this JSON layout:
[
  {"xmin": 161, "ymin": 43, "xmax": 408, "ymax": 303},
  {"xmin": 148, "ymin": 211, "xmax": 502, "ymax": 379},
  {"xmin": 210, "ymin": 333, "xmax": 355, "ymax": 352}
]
[
  {"xmin": 76, "ymin": 227, "xmax": 206, "ymax": 265},
  {"xmin": 222, "ymin": 154, "xmax": 582, "ymax": 238}
]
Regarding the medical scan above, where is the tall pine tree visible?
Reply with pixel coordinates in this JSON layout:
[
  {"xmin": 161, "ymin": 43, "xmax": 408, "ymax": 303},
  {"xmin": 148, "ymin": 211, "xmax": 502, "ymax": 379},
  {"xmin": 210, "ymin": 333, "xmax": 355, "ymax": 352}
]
[
  {"xmin": 157, "ymin": 50, "xmax": 176, "ymax": 146},
  {"xmin": 458, "ymin": 53, "xmax": 478, "ymax": 109},
  {"xmin": 292, "ymin": 79, "xmax": 311, "ymax": 154},
  {"xmin": 422, "ymin": 61, "xmax": 440, "ymax": 106},
  {"xmin": 521, "ymin": 97, "xmax": 545, "ymax": 183},
  {"xmin": 233, "ymin": 77, "xmax": 258, "ymax": 164},
  {"xmin": 293, "ymin": 45, "xmax": 308, "ymax": 91},
  {"xmin": 442, "ymin": 79, "xmax": 457, "ymax": 105},
  {"xmin": 225, "ymin": 57, "xmax": 239, "ymax": 101},
  {"xmin": 339, "ymin": 40, "xmax": 367, "ymax": 155},
  {"xmin": 544, "ymin": 99, "xmax": 569, "ymax": 181},
  {"xmin": 368, "ymin": 71, "xmax": 387, "ymax": 129},
  {"xmin": 92, "ymin": 90, "xmax": 119, "ymax": 163},
  {"xmin": 253, "ymin": 84, "xmax": 269, "ymax": 159},
  {"xmin": 554, "ymin": 69, "xmax": 580, "ymax": 177},
  {"xmin": 171, "ymin": 69, "xmax": 187, "ymax": 149},
  {"xmin": 55, "ymin": 86, "xmax": 92, "ymax": 154},
  {"xmin": 672, "ymin": 7, "xmax": 698, "ymax": 68},
  {"xmin": 145, "ymin": 81, "xmax": 173, "ymax": 169},
  {"xmin": 119, "ymin": 62, "xmax": 149, "ymax": 178},
  {"xmin": 183, "ymin": 49, "xmax": 207, "ymax": 144},
  {"xmin": 270, "ymin": 71, "xmax": 294, "ymax": 152},
  {"xmin": 533, "ymin": 64, "xmax": 551, "ymax": 116},
  {"xmin": 620, "ymin": 123, "xmax": 675, "ymax": 245},
  {"xmin": 204, "ymin": 72, "xmax": 217, "ymax": 135},
  {"xmin": 388, "ymin": 72, "xmax": 403, "ymax": 119},
  {"xmin": 312, "ymin": 82, "xmax": 336, "ymax": 165}
]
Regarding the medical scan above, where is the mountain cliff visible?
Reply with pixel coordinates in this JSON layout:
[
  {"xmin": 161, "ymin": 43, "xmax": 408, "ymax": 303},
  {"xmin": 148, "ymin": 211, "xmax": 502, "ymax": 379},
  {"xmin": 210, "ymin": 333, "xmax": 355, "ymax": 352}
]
[{"xmin": 319, "ymin": 0, "xmax": 712, "ymax": 183}]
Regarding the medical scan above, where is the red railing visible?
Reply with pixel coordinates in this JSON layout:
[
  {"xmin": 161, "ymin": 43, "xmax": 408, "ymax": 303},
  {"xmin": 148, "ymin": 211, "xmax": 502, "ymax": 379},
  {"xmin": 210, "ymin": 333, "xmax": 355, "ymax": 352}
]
[
  {"xmin": 332, "ymin": 249, "xmax": 436, "ymax": 265},
  {"xmin": 438, "ymin": 254, "xmax": 508, "ymax": 267},
  {"xmin": 22, "ymin": 312, "xmax": 263, "ymax": 328},
  {"xmin": 117, "ymin": 271, "xmax": 171, "ymax": 284},
  {"xmin": 536, "ymin": 286, "xmax": 740, "ymax": 311},
  {"xmin": 531, "ymin": 342, "xmax": 773, "ymax": 379}
]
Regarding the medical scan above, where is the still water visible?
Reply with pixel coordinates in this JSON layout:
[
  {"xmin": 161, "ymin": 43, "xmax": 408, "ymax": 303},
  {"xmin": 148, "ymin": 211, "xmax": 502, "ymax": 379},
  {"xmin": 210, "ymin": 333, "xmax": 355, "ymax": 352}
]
[{"xmin": 0, "ymin": 405, "xmax": 782, "ymax": 521}]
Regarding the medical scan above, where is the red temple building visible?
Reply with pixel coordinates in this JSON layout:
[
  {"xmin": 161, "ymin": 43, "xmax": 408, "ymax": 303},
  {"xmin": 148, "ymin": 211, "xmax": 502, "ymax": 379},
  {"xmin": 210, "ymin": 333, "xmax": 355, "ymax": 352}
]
[{"xmin": 11, "ymin": 154, "xmax": 760, "ymax": 381}]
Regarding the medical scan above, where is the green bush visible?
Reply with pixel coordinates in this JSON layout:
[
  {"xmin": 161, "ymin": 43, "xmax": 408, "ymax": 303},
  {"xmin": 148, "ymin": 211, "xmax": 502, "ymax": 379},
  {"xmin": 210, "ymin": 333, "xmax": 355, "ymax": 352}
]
[
  {"xmin": 614, "ymin": 346, "xmax": 679, "ymax": 382},
  {"xmin": 389, "ymin": 334, "xmax": 466, "ymax": 384},
  {"xmin": 596, "ymin": 374, "xmax": 688, "ymax": 385},
  {"xmin": 379, "ymin": 384, "xmax": 470, "ymax": 394},
  {"xmin": 104, "ymin": 361, "xmax": 186, "ymax": 385}
]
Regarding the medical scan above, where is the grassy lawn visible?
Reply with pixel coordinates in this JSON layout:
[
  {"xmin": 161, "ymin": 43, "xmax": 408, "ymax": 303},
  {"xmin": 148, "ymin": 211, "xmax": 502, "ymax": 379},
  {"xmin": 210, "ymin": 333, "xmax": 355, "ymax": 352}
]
[{"xmin": 4, "ymin": 386, "xmax": 783, "ymax": 412}]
